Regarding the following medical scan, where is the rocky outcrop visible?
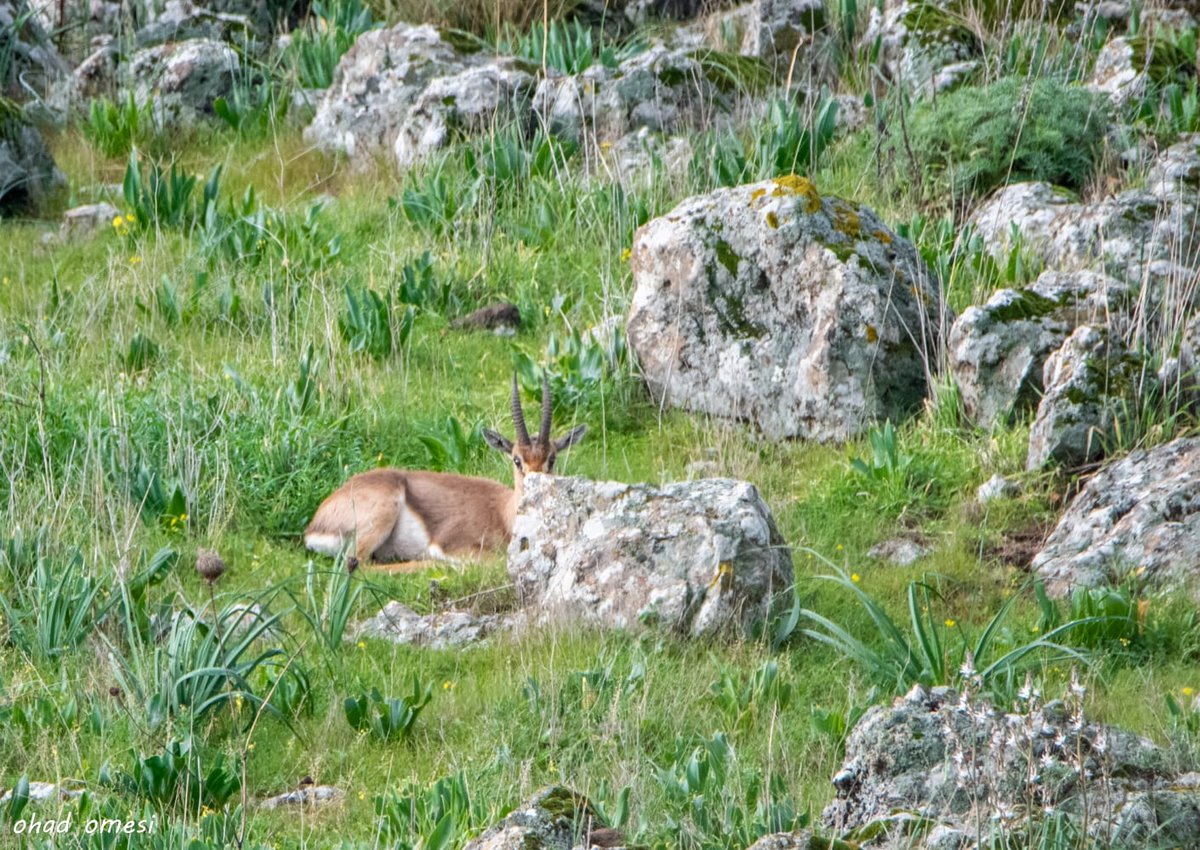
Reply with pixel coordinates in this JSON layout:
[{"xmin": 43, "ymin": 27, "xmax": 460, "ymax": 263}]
[
  {"xmin": 628, "ymin": 176, "xmax": 942, "ymax": 441},
  {"xmin": 304, "ymin": 23, "xmax": 474, "ymax": 160},
  {"xmin": 126, "ymin": 38, "xmax": 241, "ymax": 128},
  {"xmin": 948, "ymin": 271, "xmax": 1130, "ymax": 428},
  {"xmin": 1026, "ymin": 325, "xmax": 1144, "ymax": 470},
  {"xmin": 0, "ymin": 108, "xmax": 64, "ymax": 214},
  {"xmin": 0, "ymin": 1, "xmax": 69, "ymax": 96},
  {"xmin": 822, "ymin": 684, "xmax": 1200, "ymax": 849},
  {"xmin": 462, "ymin": 787, "xmax": 611, "ymax": 850},
  {"xmin": 1032, "ymin": 436, "xmax": 1200, "ymax": 596},
  {"xmin": 862, "ymin": 0, "xmax": 980, "ymax": 99},
  {"xmin": 508, "ymin": 474, "xmax": 792, "ymax": 637},
  {"xmin": 351, "ymin": 602, "xmax": 514, "ymax": 648}
]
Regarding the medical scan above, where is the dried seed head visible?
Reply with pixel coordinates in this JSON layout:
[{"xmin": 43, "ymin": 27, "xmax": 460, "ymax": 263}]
[
  {"xmin": 109, "ymin": 686, "xmax": 123, "ymax": 699},
  {"xmin": 196, "ymin": 549, "xmax": 227, "ymax": 584}
]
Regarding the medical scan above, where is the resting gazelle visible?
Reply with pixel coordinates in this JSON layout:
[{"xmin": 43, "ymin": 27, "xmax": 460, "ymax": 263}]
[{"xmin": 303, "ymin": 376, "xmax": 586, "ymax": 571}]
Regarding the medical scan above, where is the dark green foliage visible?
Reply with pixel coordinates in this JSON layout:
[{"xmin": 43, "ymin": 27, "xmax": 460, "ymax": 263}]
[
  {"xmin": 101, "ymin": 738, "xmax": 241, "ymax": 811},
  {"xmin": 83, "ymin": 94, "xmax": 153, "ymax": 158},
  {"xmin": 343, "ymin": 678, "xmax": 433, "ymax": 741},
  {"xmin": 899, "ymin": 77, "xmax": 1110, "ymax": 203}
]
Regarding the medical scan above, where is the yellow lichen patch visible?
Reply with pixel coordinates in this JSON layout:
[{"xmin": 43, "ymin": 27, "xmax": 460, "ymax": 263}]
[
  {"xmin": 765, "ymin": 211, "xmax": 779, "ymax": 229},
  {"xmin": 873, "ymin": 229, "xmax": 893, "ymax": 244},
  {"xmin": 865, "ymin": 324, "xmax": 878, "ymax": 343},
  {"xmin": 770, "ymin": 174, "xmax": 821, "ymax": 213},
  {"xmin": 749, "ymin": 187, "xmax": 767, "ymax": 203},
  {"xmin": 832, "ymin": 203, "xmax": 861, "ymax": 238}
]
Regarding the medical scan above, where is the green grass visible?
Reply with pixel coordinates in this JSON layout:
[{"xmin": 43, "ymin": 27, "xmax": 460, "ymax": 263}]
[{"xmin": 2, "ymin": 12, "xmax": 1199, "ymax": 843}]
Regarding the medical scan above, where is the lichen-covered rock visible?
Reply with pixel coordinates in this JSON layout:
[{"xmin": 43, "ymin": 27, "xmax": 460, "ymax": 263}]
[
  {"xmin": 1032, "ymin": 436, "xmax": 1200, "ymax": 596},
  {"xmin": 0, "ymin": 109, "xmax": 64, "ymax": 214},
  {"xmin": 394, "ymin": 62, "xmax": 534, "ymax": 169},
  {"xmin": 1146, "ymin": 132, "xmax": 1200, "ymax": 197},
  {"xmin": 260, "ymin": 785, "xmax": 345, "ymax": 809},
  {"xmin": 1087, "ymin": 36, "xmax": 1145, "ymax": 107},
  {"xmin": 1026, "ymin": 325, "xmax": 1144, "ymax": 470},
  {"xmin": 463, "ymin": 787, "xmax": 602, "ymax": 850},
  {"xmin": 60, "ymin": 203, "xmax": 121, "ymax": 240},
  {"xmin": 533, "ymin": 43, "xmax": 734, "ymax": 150},
  {"xmin": 508, "ymin": 474, "xmax": 793, "ymax": 637},
  {"xmin": 861, "ymin": 0, "xmax": 980, "ymax": 99},
  {"xmin": 133, "ymin": 0, "xmax": 259, "ymax": 48},
  {"xmin": 823, "ymin": 684, "xmax": 1193, "ymax": 847},
  {"xmin": 949, "ymin": 271, "xmax": 1130, "ymax": 428},
  {"xmin": 126, "ymin": 38, "xmax": 240, "ymax": 128},
  {"xmin": 627, "ymin": 176, "xmax": 942, "ymax": 442},
  {"xmin": 350, "ymin": 601, "xmax": 513, "ymax": 648},
  {"xmin": 867, "ymin": 538, "xmax": 930, "ymax": 566},
  {"xmin": 976, "ymin": 473, "xmax": 1018, "ymax": 503},
  {"xmin": 745, "ymin": 0, "xmax": 826, "ymax": 66},
  {"xmin": 304, "ymin": 23, "xmax": 473, "ymax": 160},
  {"xmin": 743, "ymin": 832, "xmax": 820, "ymax": 850}
]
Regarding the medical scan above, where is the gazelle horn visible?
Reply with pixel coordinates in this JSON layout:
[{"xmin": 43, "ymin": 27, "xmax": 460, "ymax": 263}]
[
  {"xmin": 539, "ymin": 372, "xmax": 553, "ymax": 446},
  {"xmin": 511, "ymin": 374, "xmax": 531, "ymax": 445}
]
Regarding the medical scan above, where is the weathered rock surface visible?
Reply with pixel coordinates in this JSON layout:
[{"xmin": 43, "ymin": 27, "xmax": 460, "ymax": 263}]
[
  {"xmin": 823, "ymin": 684, "xmax": 1200, "ymax": 848},
  {"xmin": 304, "ymin": 23, "xmax": 473, "ymax": 159},
  {"xmin": 0, "ymin": 111, "xmax": 64, "ymax": 214},
  {"xmin": 0, "ymin": 781, "xmax": 83, "ymax": 804},
  {"xmin": 746, "ymin": 0, "xmax": 826, "ymax": 68},
  {"xmin": 1032, "ymin": 436, "xmax": 1200, "ymax": 596},
  {"xmin": 1026, "ymin": 325, "xmax": 1143, "ymax": 470},
  {"xmin": 948, "ymin": 271, "xmax": 1130, "ymax": 428},
  {"xmin": 127, "ymin": 38, "xmax": 240, "ymax": 127},
  {"xmin": 867, "ymin": 538, "xmax": 930, "ymax": 566},
  {"xmin": 0, "ymin": 1, "xmax": 69, "ymax": 95},
  {"xmin": 975, "ymin": 473, "xmax": 1019, "ymax": 504},
  {"xmin": 862, "ymin": 0, "xmax": 980, "ymax": 99},
  {"xmin": 508, "ymin": 474, "xmax": 792, "ymax": 637},
  {"xmin": 462, "ymin": 787, "xmax": 606, "ymax": 850},
  {"xmin": 60, "ymin": 203, "xmax": 121, "ymax": 240},
  {"xmin": 628, "ymin": 176, "xmax": 942, "ymax": 441},
  {"xmin": 393, "ymin": 61, "xmax": 535, "ymax": 169},
  {"xmin": 351, "ymin": 601, "xmax": 513, "ymax": 648},
  {"xmin": 1087, "ymin": 36, "xmax": 1145, "ymax": 107}
]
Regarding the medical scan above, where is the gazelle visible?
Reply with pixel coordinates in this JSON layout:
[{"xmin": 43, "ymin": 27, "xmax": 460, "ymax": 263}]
[{"xmin": 303, "ymin": 376, "xmax": 586, "ymax": 571}]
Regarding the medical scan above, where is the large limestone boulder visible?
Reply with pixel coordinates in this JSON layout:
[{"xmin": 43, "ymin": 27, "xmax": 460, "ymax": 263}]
[
  {"xmin": 304, "ymin": 23, "xmax": 474, "ymax": 160},
  {"xmin": 1026, "ymin": 325, "xmax": 1144, "ymax": 470},
  {"xmin": 1032, "ymin": 436, "xmax": 1200, "ymax": 596},
  {"xmin": 462, "ymin": 787, "xmax": 609, "ymax": 850},
  {"xmin": 393, "ymin": 62, "xmax": 535, "ymax": 169},
  {"xmin": 861, "ymin": 0, "xmax": 980, "ymax": 99},
  {"xmin": 127, "ymin": 38, "xmax": 240, "ymax": 128},
  {"xmin": 507, "ymin": 474, "xmax": 793, "ymax": 637},
  {"xmin": 627, "ymin": 176, "xmax": 942, "ymax": 442},
  {"xmin": 1087, "ymin": 36, "xmax": 1146, "ymax": 107},
  {"xmin": 823, "ymin": 684, "xmax": 1200, "ymax": 848},
  {"xmin": 949, "ymin": 271, "xmax": 1130, "ymax": 428}
]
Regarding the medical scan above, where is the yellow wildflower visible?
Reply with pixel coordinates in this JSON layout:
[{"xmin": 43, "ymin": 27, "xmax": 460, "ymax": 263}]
[
  {"xmin": 851, "ymin": 573, "xmax": 861, "ymax": 583},
  {"xmin": 130, "ymin": 255, "xmax": 142, "ymax": 265},
  {"xmin": 620, "ymin": 247, "xmax": 632, "ymax": 262},
  {"xmin": 1184, "ymin": 687, "xmax": 1195, "ymax": 697},
  {"xmin": 944, "ymin": 619, "xmax": 956, "ymax": 628}
]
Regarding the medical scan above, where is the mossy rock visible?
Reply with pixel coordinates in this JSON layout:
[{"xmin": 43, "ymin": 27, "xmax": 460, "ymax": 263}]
[{"xmin": 689, "ymin": 49, "xmax": 770, "ymax": 95}]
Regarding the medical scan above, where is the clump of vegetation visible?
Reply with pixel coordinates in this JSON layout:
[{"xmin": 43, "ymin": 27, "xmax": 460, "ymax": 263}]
[{"xmin": 897, "ymin": 76, "xmax": 1110, "ymax": 205}]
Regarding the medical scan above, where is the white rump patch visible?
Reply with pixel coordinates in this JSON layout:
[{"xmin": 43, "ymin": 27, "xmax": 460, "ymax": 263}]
[{"xmin": 304, "ymin": 532, "xmax": 345, "ymax": 558}]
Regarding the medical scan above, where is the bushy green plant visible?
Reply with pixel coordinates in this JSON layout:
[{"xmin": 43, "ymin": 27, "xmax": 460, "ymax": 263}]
[
  {"xmin": 292, "ymin": 558, "xmax": 363, "ymax": 651},
  {"xmin": 418, "ymin": 415, "xmax": 484, "ymax": 471},
  {"xmin": 501, "ymin": 19, "xmax": 643, "ymax": 75},
  {"xmin": 83, "ymin": 93, "xmax": 153, "ymax": 158},
  {"xmin": 213, "ymin": 79, "xmax": 288, "ymax": 137},
  {"xmin": 899, "ymin": 77, "xmax": 1109, "ymax": 204},
  {"xmin": 709, "ymin": 659, "xmax": 793, "ymax": 731},
  {"xmin": 0, "ymin": 548, "xmax": 108, "ymax": 662},
  {"xmin": 514, "ymin": 326, "xmax": 628, "ymax": 414},
  {"xmin": 343, "ymin": 678, "xmax": 433, "ymax": 741},
  {"xmin": 101, "ymin": 738, "xmax": 241, "ymax": 811},
  {"xmin": 285, "ymin": 0, "xmax": 379, "ymax": 88},
  {"xmin": 122, "ymin": 149, "xmax": 221, "ymax": 233},
  {"xmin": 374, "ymin": 772, "xmax": 482, "ymax": 848},
  {"xmin": 392, "ymin": 166, "xmax": 475, "ymax": 235}
]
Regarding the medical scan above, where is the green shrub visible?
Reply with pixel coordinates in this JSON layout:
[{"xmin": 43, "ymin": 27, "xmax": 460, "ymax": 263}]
[
  {"xmin": 285, "ymin": 0, "xmax": 379, "ymax": 88},
  {"xmin": 899, "ymin": 77, "xmax": 1109, "ymax": 204},
  {"xmin": 83, "ymin": 93, "xmax": 153, "ymax": 158},
  {"xmin": 343, "ymin": 678, "xmax": 433, "ymax": 741}
]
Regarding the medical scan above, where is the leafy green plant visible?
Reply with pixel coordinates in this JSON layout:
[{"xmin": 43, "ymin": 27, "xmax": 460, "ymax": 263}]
[
  {"xmin": 418, "ymin": 415, "xmax": 484, "ymax": 472},
  {"xmin": 122, "ymin": 149, "xmax": 221, "ymax": 232},
  {"xmin": 101, "ymin": 738, "xmax": 241, "ymax": 811},
  {"xmin": 0, "ymin": 549, "xmax": 108, "ymax": 662},
  {"xmin": 392, "ymin": 166, "xmax": 475, "ymax": 235},
  {"xmin": 849, "ymin": 421, "xmax": 913, "ymax": 486},
  {"xmin": 397, "ymin": 250, "xmax": 463, "ymax": 316},
  {"xmin": 800, "ymin": 563, "xmax": 1095, "ymax": 698},
  {"xmin": 285, "ymin": 0, "xmax": 379, "ymax": 88},
  {"xmin": 292, "ymin": 558, "xmax": 363, "ymax": 651},
  {"xmin": 810, "ymin": 694, "xmax": 873, "ymax": 756},
  {"xmin": 83, "ymin": 93, "xmax": 153, "ymax": 158},
  {"xmin": 344, "ymin": 678, "xmax": 433, "ymax": 741},
  {"xmin": 709, "ymin": 659, "xmax": 793, "ymax": 731},
  {"xmin": 213, "ymin": 79, "xmax": 288, "ymax": 137},
  {"xmin": 503, "ymin": 19, "xmax": 642, "ymax": 74},
  {"xmin": 340, "ymin": 283, "xmax": 410, "ymax": 359},
  {"xmin": 123, "ymin": 331, "xmax": 161, "ymax": 372},
  {"xmin": 514, "ymin": 326, "xmax": 627, "ymax": 414},
  {"xmin": 898, "ymin": 77, "xmax": 1109, "ymax": 205},
  {"xmin": 374, "ymin": 772, "xmax": 482, "ymax": 847}
]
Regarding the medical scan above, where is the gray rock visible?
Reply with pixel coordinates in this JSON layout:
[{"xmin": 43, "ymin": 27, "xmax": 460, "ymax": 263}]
[
  {"xmin": 394, "ymin": 61, "xmax": 534, "ymax": 170},
  {"xmin": 60, "ymin": 203, "xmax": 121, "ymax": 240},
  {"xmin": 746, "ymin": 0, "xmax": 826, "ymax": 67},
  {"xmin": 1032, "ymin": 436, "xmax": 1200, "ymax": 596},
  {"xmin": 304, "ymin": 23, "xmax": 473, "ymax": 160},
  {"xmin": 463, "ymin": 787, "xmax": 602, "ymax": 850},
  {"xmin": 861, "ymin": 0, "xmax": 980, "ymax": 100},
  {"xmin": 0, "ymin": 112, "xmax": 64, "ymax": 214},
  {"xmin": 260, "ymin": 785, "xmax": 345, "ymax": 808},
  {"xmin": 627, "ymin": 177, "xmax": 942, "ymax": 442},
  {"xmin": 976, "ymin": 473, "xmax": 1019, "ymax": 504},
  {"xmin": 127, "ymin": 38, "xmax": 240, "ymax": 128},
  {"xmin": 1026, "ymin": 325, "xmax": 1143, "ymax": 470},
  {"xmin": 1087, "ymin": 36, "xmax": 1145, "ymax": 107},
  {"xmin": 743, "ymin": 831, "xmax": 818, "ymax": 850},
  {"xmin": 0, "ymin": 1, "xmax": 69, "ymax": 95},
  {"xmin": 0, "ymin": 781, "xmax": 83, "ymax": 804},
  {"xmin": 948, "ymin": 270, "xmax": 1130, "ymax": 428},
  {"xmin": 351, "ymin": 602, "xmax": 511, "ymax": 648},
  {"xmin": 867, "ymin": 538, "xmax": 930, "ymax": 566},
  {"xmin": 823, "ymin": 685, "xmax": 1189, "ymax": 845},
  {"xmin": 508, "ymin": 474, "xmax": 793, "ymax": 637},
  {"xmin": 1146, "ymin": 133, "xmax": 1200, "ymax": 198},
  {"xmin": 134, "ymin": 0, "xmax": 258, "ymax": 48}
]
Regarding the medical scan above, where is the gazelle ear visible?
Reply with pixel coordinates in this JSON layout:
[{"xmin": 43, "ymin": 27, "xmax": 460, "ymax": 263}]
[
  {"xmin": 554, "ymin": 425, "xmax": 588, "ymax": 452},
  {"xmin": 483, "ymin": 429, "xmax": 513, "ymax": 454}
]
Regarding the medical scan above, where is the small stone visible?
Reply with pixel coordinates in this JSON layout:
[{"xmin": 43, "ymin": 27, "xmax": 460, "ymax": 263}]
[
  {"xmin": 976, "ymin": 473, "xmax": 1019, "ymax": 504},
  {"xmin": 260, "ymin": 785, "xmax": 345, "ymax": 809},
  {"xmin": 0, "ymin": 782, "xmax": 83, "ymax": 804},
  {"xmin": 61, "ymin": 203, "xmax": 121, "ymax": 240},
  {"xmin": 866, "ymin": 538, "xmax": 930, "ymax": 566},
  {"xmin": 351, "ymin": 602, "xmax": 512, "ymax": 648}
]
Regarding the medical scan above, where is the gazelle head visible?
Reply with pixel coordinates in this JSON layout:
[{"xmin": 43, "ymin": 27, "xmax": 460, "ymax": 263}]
[{"xmin": 483, "ymin": 374, "xmax": 587, "ymax": 493}]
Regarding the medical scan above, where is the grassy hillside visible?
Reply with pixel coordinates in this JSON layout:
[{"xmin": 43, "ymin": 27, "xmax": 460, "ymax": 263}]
[{"xmin": 2, "ymin": 1, "xmax": 1200, "ymax": 848}]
